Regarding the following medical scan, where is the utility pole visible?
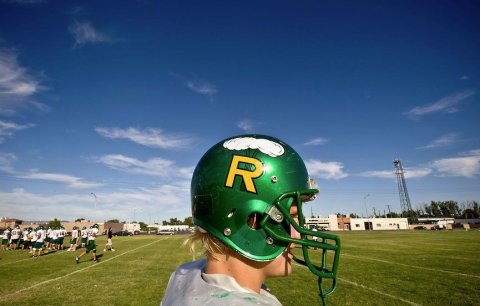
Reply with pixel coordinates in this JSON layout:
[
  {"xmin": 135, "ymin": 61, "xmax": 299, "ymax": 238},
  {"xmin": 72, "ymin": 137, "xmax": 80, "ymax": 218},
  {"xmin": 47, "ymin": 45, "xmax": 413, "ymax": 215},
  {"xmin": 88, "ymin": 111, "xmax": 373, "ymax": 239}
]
[
  {"xmin": 386, "ymin": 204, "xmax": 392, "ymax": 217},
  {"xmin": 90, "ymin": 192, "xmax": 97, "ymax": 222}
]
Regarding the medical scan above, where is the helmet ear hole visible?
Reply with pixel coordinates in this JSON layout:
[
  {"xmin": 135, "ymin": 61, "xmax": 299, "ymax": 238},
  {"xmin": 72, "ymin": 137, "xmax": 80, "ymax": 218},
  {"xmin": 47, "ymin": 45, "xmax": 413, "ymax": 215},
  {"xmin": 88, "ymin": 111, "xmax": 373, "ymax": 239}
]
[{"xmin": 247, "ymin": 212, "xmax": 262, "ymax": 230}]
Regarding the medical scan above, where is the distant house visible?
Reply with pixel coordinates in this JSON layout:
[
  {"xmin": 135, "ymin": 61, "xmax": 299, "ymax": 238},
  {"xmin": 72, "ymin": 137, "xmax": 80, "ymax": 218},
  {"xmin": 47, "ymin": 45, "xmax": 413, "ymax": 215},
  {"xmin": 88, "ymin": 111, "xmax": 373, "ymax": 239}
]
[
  {"xmin": 305, "ymin": 215, "xmax": 409, "ymax": 231},
  {"xmin": 0, "ymin": 217, "xmax": 22, "ymax": 230}
]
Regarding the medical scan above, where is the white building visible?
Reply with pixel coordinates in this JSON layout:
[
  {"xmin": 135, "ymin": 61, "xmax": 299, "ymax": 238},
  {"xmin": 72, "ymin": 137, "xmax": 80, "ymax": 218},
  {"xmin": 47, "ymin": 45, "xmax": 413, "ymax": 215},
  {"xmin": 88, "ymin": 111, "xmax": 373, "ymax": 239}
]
[
  {"xmin": 124, "ymin": 223, "xmax": 141, "ymax": 233},
  {"xmin": 305, "ymin": 215, "xmax": 339, "ymax": 231},
  {"xmin": 306, "ymin": 215, "xmax": 409, "ymax": 231},
  {"xmin": 349, "ymin": 217, "xmax": 409, "ymax": 231}
]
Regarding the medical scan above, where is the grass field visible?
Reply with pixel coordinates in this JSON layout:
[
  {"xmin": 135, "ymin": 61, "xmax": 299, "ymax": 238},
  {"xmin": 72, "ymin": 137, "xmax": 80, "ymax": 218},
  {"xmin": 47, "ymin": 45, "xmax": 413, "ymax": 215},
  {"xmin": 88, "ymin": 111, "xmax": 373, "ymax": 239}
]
[{"xmin": 0, "ymin": 230, "xmax": 478, "ymax": 306}]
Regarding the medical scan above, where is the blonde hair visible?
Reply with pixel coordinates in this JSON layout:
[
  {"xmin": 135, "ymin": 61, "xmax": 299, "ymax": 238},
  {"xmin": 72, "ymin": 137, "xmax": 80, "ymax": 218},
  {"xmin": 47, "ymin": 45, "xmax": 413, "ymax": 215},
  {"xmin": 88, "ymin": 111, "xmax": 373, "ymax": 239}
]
[{"xmin": 183, "ymin": 227, "xmax": 229, "ymax": 261}]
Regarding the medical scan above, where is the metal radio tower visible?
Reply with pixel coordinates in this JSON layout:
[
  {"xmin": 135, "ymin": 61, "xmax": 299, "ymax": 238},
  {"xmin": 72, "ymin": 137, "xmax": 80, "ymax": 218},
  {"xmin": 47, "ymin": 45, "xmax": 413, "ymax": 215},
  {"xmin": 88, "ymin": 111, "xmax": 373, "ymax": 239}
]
[{"xmin": 393, "ymin": 159, "xmax": 415, "ymax": 222}]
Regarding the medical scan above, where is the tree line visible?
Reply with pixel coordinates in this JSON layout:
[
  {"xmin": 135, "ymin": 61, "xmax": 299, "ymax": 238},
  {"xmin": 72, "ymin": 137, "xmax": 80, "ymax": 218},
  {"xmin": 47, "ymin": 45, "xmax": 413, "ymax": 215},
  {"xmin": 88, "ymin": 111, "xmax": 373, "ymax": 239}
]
[
  {"xmin": 416, "ymin": 200, "xmax": 479, "ymax": 218},
  {"xmin": 347, "ymin": 200, "xmax": 479, "ymax": 219}
]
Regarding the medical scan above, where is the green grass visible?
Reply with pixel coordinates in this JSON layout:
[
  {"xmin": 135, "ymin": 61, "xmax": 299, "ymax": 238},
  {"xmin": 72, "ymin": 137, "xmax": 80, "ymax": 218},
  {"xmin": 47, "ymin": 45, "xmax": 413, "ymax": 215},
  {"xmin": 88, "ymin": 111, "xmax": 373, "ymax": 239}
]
[{"xmin": 1, "ymin": 230, "xmax": 479, "ymax": 306}]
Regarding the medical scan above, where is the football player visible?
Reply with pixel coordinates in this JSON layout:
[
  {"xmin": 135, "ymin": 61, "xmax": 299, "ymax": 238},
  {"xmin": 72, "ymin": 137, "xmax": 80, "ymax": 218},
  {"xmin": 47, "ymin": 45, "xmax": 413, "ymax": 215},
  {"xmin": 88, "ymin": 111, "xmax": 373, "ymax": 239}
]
[
  {"xmin": 80, "ymin": 226, "xmax": 88, "ymax": 248},
  {"xmin": 76, "ymin": 224, "xmax": 99, "ymax": 263},
  {"xmin": 32, "ymin": 226, "xmax": 46, "ymax": 257},
  {"xmin": 1, "ymin": 227, "xmax": 10, "ymax": 251},
  {"xmin": 57, "ymin": 226, "xmax": 66, "ymax": 250},
  {"xmin": 162, "ymin": 135, "xmax": 340, "ymax": 306},
  {"xmin": 28, "ymin": 227, "xmax": 37, "ymax": 254},
  {"xmin": 9, "ymin": 225, "xmax": 21, "ymax": 250},
  {"xmin": 67, "ymin": 226, "xmax": 79, "ymax": 252}
]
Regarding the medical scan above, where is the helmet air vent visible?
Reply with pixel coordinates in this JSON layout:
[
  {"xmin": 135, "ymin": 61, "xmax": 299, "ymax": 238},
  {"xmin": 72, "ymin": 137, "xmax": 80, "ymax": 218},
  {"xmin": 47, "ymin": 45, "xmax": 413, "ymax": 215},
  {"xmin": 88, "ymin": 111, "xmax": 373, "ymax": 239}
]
[{"xmin": 227, "ymin": 209, "xmax": 236, "ymax": 218}]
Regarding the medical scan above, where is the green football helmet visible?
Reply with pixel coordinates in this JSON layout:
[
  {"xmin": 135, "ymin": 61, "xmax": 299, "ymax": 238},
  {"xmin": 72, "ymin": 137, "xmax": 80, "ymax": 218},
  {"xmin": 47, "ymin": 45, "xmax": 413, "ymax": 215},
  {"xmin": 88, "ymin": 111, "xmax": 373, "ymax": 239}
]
[{"xmin": 191, "ymin": 134, "xmax": 340, "ymax": 303}]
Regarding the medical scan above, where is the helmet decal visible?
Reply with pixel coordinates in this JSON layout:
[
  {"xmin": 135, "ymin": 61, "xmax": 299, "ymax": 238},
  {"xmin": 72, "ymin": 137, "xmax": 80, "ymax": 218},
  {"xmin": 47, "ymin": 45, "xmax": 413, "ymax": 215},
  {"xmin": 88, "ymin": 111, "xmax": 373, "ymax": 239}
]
[
  {"xmin": 223, "ymin": 137, "xmax": 285, "ymax": 194},
  {"xmin": 223, "ymin": 137, "xmax": 285, "ymax": 157},
  {"xmin": 225, "ymin": 155, "xmax": 264, "ymax": 193}
]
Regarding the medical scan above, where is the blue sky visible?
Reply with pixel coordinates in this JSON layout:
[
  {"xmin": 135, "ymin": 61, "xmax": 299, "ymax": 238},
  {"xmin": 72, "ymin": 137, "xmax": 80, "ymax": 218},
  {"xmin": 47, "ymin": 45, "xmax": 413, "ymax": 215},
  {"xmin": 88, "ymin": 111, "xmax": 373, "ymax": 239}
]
[{"xmin": 0, "ymin": 0, "xmax": 479, "ymax": 223}]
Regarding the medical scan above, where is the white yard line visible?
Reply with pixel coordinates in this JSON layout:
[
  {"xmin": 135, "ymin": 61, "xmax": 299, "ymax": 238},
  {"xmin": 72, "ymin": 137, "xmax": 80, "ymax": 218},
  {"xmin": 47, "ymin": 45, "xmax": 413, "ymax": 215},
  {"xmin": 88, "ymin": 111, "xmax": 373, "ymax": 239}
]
[
  {"xmin": 0, "ymin": 248, "xmax": 69, "ymax": 266},
  {"xmin": 337, "ymin": 277, "xmax": 423, "ymax": 306},
  {"xmin": 293, "ymin": 262, "xmax": 423, "ymax": 306},
  {"xmin": 0, "ymin": 238, "xmax": 164, "ymax": 302},
  {"xmin": 342, "ymin": 253, "xmax": 480, "ymax": 279}
]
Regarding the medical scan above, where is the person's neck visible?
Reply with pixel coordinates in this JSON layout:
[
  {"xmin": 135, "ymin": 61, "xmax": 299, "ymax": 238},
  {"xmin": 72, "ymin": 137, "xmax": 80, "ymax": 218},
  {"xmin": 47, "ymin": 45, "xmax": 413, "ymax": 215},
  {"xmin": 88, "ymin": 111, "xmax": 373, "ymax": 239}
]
[{"xmin": 205, "ymin": 253, "xmax": 266, "ymax": 293}]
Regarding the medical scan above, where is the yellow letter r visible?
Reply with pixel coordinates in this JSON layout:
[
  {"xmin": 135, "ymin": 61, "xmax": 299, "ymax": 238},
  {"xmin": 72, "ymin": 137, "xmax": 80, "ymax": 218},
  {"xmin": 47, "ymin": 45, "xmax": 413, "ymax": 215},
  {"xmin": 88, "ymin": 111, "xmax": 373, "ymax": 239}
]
[{"xmin": 225, "ymin": 155, "xmax": 263, "ymax": 193}]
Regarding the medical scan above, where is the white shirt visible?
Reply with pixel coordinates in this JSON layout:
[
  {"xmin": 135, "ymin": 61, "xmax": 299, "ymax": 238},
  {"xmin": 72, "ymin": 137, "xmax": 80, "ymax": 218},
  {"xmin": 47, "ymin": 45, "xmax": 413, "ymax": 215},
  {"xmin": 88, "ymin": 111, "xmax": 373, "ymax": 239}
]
[
  {"xmin": 88, "ymin": 228, "xmax": 98, "ymax": 241},
  {"xmin": 2, "ymin": 229, "xmax": 9, "ymax": 240},
  {"xmin": 30, "ymin": 231, "xmax": 37, "ymax": 242},
  {"xmin": 161, "ymin": 259, "xmax": 282, "ymax": 306},
  {"xmin": 36, "ymin": 229, "xmax": 46, "ymax": 243},
  {"xmin": 11, "ymin": 228, "xmax": 21, "ymax": 240},
  {"xmin": 58, "ymin": 228, "xmax": 66, "ymax": 237}
]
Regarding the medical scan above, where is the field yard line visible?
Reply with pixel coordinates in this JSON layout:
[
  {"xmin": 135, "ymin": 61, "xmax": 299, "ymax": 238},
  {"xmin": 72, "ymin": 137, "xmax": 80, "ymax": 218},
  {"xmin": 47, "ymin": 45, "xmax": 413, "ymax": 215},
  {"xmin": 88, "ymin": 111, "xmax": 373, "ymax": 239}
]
[
  {"xmin": 0, "ymin": 254, "xmax": 37, "ymax": 266},
  {"xmin": 0, "ymin": 248, "xmax": 72, "ymax": 266},
  {"xmin": 342, "ymin": 253, "xmax": 480, "ymax": 279},
  {"xmin": 292, "ymin": 262, "xmax": 423, "ymax": 306},
  {"xmin": 337, "ymin": 277, "xmax": 423, "ymax": 306},
  {"xmin": 0, "ymin": 238, "xmax": 164, "ymax": 303}
]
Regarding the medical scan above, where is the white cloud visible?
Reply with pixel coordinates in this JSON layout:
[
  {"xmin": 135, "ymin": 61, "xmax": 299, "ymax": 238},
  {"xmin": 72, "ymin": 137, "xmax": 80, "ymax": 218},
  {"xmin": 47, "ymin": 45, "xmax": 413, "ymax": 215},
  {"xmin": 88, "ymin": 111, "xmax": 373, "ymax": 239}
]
[
  {"xmin": 0, "ymin": 48, "xmax": 46, "ymax": 115},
  {"xmin": 96, "ymin": 154, "xmax": 193, "ymax": 178},
  {"xmin": 357, "ymin": 170, "xmax": 394, "ymax": 179},
  {"xmin": 186, "ymin": 80, "xmax": 217, "ymax": 96},
  {"xmin": 0, "ymin": 120, "xmax": 35, "ymax": 143},
  {"xmin": 0, "ymin": 152, "xmax": 17, "ymax": 173},
  {"xmin": 403, "ymin": 90, "xmax": 475, "ymax": 118},
  {"xmin": 305, "ymin": 159, "xmax": 348, "ymax": 180},
  {"xmin": 304, "ymin": 137, "xmax": 328, "ymax": 146},
  {"xmin": 430, "ymin": 150, "xmax": 480, "ymax": 178},
  {"xmin": 19, "ymin": 171, "xmax": 102, "ymax": 189},
  {"xmin": 170, "ymin": 73, "xmax": 217, "ymax": 100},
  {"xmin": 68, "ymin": 20, "xmax": 112, "ymax": 48},
  {"xmin": 237, "ymin": 119, "xmax": 255, "ymax": 133},
  {"xmin": 358, "ymin": 150, "xmax": 480, "ymax": 179},
  {"xmin": 416, "ymin": 133, "xmax": 459, "ymax": 150},
  {"xmin": 358, "ymin": 168, "xmax": 432, "ymax": 179},
  {"xmin": 0, "ymin": 184, "xmax": 191, "ymax": 222},
  {"xmin": 95, "ymin": 127, "xmax": 194, "ymax": 150}
]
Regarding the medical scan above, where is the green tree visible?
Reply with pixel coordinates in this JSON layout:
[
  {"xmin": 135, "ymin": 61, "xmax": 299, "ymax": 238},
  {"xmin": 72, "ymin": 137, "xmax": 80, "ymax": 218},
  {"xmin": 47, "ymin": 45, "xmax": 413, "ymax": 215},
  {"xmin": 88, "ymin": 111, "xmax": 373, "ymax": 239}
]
[
  {"xmin": 106, "ymin": 219, "xmax": 120, "ymax": 223},
  {"xmin": 463, "ymin": 201, "xmax": 480, "ymax": 218},
  {"xmin": 48, "ymin": 218, "xmax": 62, "ymax": 229},
  {"xmin": 139, "ymin": 222, "xmax": 148, "ymax": 231},
  {"xmin": 183, "ymin": 216, "xmax": 193, "ymax": 226},
  {"xmin": 167, "ymin": 218, "xmax": 181, "ymax": 225}
]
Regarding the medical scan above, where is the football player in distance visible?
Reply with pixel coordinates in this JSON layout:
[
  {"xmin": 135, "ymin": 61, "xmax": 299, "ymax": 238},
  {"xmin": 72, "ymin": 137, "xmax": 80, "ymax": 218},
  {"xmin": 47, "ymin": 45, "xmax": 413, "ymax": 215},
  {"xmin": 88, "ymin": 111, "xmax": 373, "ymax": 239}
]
[
  {"xmin": 76, "ymin": 223, "xmax": 99, "ymax": 264},
  {"xmin": 162, "ymin": 135, "xmax": 340, "ymax": 305}
]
